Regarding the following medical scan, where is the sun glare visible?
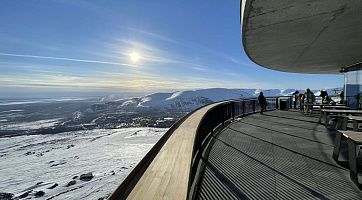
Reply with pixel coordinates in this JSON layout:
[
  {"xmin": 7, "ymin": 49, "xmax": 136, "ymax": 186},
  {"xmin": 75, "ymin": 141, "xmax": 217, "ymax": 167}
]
[{"xmin": 129, "ymin": 51, "xmax": 141, "ymax": 63}]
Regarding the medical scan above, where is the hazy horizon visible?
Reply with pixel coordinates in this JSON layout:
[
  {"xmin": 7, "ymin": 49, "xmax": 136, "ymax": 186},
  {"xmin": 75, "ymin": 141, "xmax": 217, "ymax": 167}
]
[
  {"xmin": 1, "ymin": 0, "xmax": 343, "ymax": 97},
  {"xmin": 1, "ymin": 86, "xmax": 343, "ymax": 99}
]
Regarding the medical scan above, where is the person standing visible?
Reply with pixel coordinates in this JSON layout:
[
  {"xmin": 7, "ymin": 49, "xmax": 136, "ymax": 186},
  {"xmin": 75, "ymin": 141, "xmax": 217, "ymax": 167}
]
[
  {"xmin": 299, "ymin": 93, "xmax": 305, "ymax": 110},
  {"xmin": 304, "ymin": 88, "xmax": 315, "ymax": 113},
  {"xmin": 322, "ymin": 91, "xmax": 334, "ymax": 104},
  {"xmin": 258, "ymin": 92, "xmax": 267, "ymax": 114},
  {"xmin": 340, "ymin": 90, "xmax": 344, "ymax": 104},
  {"xmin": 292, "ymin": 90, "xmax": 299, "ymax": 109},
  {"xmin": 320, "ymin": 90, "xmax": 328, "ymax": 103}
]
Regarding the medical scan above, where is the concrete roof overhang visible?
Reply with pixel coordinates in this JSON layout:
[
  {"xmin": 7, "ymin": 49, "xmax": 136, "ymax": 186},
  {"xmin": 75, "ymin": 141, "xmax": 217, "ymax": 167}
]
[{"xmin": 241, "ymin": 0, "xmax": 362, "ymax": 74}]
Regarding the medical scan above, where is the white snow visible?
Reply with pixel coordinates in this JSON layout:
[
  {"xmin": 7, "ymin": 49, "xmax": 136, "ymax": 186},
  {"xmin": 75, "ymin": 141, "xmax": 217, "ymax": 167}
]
[
  {"xmin": 0, "ymin": 98, "xmax": 87, "ymax": 106},
  {"xmin": 80, "ymin": 88, "xmax": 343, "ymax": 114},
  {"xmin": 0, "ymin": 110, "xmax": 24, "ymax": 114},
  {"xmin": 165, "ymin": 91, "xmax": 183, "ymax": 100},
  {"xmin": 54, "ymin": 98, "xmax": 87, "ymax": 102},
  {"xmin": 0, "ymin": 118, "xmax": 63, "ymax": 130},
  {"xmin": 110, "ymin": 88, "xmax": 295, "ymax": 112},
  {"xmin": 121, "ymin": 100, "xmax": 136, "ymax": 107},
  {"xmin": 0, "ymin": 127, "xmax": 167, "ymax": 200},
  {"xmin": 0, "ymin": 101, "xmax": 44, "ymax": 106},
  {"xmin": 163, "ymin": 117, "xmax": 174, "ymax": 121}
]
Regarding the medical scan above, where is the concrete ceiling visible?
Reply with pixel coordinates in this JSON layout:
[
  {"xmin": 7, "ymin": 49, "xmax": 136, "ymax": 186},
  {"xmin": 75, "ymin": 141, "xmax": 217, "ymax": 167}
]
[{"xmin": 241, "ymin": 0, "xmax": 362, "ymax": 74}]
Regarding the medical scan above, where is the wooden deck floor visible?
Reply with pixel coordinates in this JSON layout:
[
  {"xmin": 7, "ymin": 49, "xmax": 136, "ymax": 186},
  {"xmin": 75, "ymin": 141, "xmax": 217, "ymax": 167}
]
[{"xmin": 195, "ymin": 110, "xmax": 362, "ymax": 200}]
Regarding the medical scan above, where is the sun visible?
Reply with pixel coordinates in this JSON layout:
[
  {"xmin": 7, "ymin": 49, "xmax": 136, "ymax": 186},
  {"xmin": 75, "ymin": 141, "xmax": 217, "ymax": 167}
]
[{"xmin": 129, "ymin": 51, "xmax": 141, "ymax": 63}]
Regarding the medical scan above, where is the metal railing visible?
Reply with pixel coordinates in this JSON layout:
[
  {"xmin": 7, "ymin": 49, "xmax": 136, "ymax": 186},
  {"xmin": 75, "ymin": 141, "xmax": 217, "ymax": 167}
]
[
  {"xmin": 110, "ymin": 96, "xmax": 292, "ymax": 200},
  {"xmin": 188, "ymin": 97, "xmax": 282, "ymax": 198}
]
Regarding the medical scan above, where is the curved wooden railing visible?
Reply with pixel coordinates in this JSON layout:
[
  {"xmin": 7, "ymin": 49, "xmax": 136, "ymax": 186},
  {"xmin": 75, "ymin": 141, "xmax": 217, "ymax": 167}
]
[{"xmin": 109, "ymin": 96, "xmax": 292, "ymax": 200}]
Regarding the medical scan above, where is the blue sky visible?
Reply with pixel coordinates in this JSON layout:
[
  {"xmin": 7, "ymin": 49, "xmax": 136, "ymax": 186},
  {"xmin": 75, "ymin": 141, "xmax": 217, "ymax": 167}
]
[{"xmin": 0, "ymin": 0, "xmax": 343, "ymax": 97}]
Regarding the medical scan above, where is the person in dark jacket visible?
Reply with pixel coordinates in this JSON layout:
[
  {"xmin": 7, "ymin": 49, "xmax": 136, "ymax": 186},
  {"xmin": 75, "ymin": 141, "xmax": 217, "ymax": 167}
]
[
  {"xmin": 303, "ymin": 88, "xmax": 315, "ymax": 113},
  {"xmin": 258, "ymin": 92, "xmax": 266, "ymax": 114},
  {"xmin": 299, "ymin": 93, "xmax": 305, "ymax": 111},
  {"xmin": 292, "ymin": 90, "xmax": 299, "ymax": 109},
  {"xmin": 320, "ymin": 90, "xmax": 328, "ymax": 103},
  {"xmin": 340, "ymin": 90, "xmax": 344, "ymax": 104}
]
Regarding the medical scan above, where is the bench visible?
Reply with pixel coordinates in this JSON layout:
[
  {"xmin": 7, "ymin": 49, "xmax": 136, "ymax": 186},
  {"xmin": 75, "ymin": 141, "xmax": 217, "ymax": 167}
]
[
  {"xmin": 342, "ymin": 116, "xmax": 362, "ymax": 131},
  {"xmin": 308, "ymin": 106, "xmax": 321, "ymax": 115},
  {"xmin": 333, "ymin": 130, "xmax": 362, "ymax": 187},
  {"xmin": 326, "ymin": 114, "xmax": 346, "ymax": 128},
  {"xmin": 309, "ymin": 106, "xmax": 350, "ymax": 116},
  {"xmin": 319, "ymin": 109, "xmax": 362, "ymax": 125}
]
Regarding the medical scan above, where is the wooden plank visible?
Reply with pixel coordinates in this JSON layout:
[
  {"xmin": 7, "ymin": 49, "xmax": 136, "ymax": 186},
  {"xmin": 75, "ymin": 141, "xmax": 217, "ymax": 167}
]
[
  {"xmin": 304, "ymin": 104, "xmax": 346, "ymax": 107},
  {"xmin": 323, "ymin": 106, "xmax": 350, "ymax": 109},
  {"xmin": 321, "ymin": 109, "xmax": 362, "ymax": 114},
  {"xmin": 343, "ymin": 116, "xmax": 362, "ymax": 131},
  {"xmin": 339, "ymin": 130, "xmax": 362, "ymax": 142},
  {"xmin": 320, "ymin": 109, "xmax": 362, "ymax": 125},
  {"xmin": 346, "ymin": 116, "xmax": 362, "ymax": 121},
  {"xmin": 127, "ymin": 103, "xmax": 223, "ymax": 200}
]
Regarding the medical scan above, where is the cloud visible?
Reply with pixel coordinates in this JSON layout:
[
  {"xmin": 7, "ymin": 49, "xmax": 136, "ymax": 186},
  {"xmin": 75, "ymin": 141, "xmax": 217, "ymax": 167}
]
[
  {"xmin": 133, "ymin": 32, "xmax": 254, "ymax": 67},
  {"xmin": 109, "ymin": 39, "xmax": 213, "ymax": 71},
  {"xmin": 128, "ymin": 28, "xmax": 179, "ymax": 44},
  {"xmin": 0, "ymin": 35, "xmax": 62, "ymax": 51},
  {"xmin": 0, "ymin": 52, "xmax": 135, "ymax": 67},
  {"xmin": 190, "ymin": 66, "xmax": 207, "ymax": 71},
  {"xmin": 0, "ymin": 69, "xmax": 277, "ymax": 92}
]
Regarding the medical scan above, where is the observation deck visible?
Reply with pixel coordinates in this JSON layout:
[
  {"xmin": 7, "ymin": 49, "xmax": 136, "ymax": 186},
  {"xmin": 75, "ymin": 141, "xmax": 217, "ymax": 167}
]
[
  {"xmin": 195, "ymin": 110, "xmax": 361, "ymax": 199},
  {"xmin": 110, "ymin": 98, "xmax": 362, "ymax": 199}
]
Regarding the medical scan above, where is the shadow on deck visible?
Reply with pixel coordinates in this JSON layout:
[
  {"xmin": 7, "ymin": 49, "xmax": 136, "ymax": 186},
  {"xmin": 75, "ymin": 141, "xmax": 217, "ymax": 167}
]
[{"xmin": 195, "ymin": 110, "xmax": 362, "ymax": 200}]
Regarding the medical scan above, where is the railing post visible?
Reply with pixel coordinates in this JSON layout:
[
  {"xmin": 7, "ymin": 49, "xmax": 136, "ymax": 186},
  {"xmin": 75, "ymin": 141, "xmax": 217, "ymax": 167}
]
[
  {"xmin": 293, "ymin": 97, "xmax": 296, "ymax": 109},
  {"xmin": 211, "ymin": 111, "xmax": 214, "ymax": 134},
  {"xmin": 242, "ymin": 100, "xmax": 245, "ymax": 116},
  {"xmin": 222, "ymin": 104, "xmax": 225, "ymax": 126},
  {"xmin": 232, "ymin": 102, "xmax": 235, "ymax": 120},
  {"xmin": 276, "ymin": 98, "xmax": 279, "ymax": 110},
  {"xmin": 253, "ymin": 100, "xmax": 256, "ymax": 113},
  {"xmin": 275, "ymin": 98, "xmax": 277, "ymax": 110},
  {"xmin": 197, "ymin": 125, "xmax": 201, "ymax": 150}
]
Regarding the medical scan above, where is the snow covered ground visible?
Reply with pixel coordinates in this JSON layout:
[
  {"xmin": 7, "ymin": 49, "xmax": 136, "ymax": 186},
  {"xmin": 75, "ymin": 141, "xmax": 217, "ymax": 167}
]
[
  {"xmin": 0, "ymin": 118, "xmax": 63, "ymax": 131},
  {"xmin": 0, "ymin": 127, "xmax": 167, "ymax": 200}
]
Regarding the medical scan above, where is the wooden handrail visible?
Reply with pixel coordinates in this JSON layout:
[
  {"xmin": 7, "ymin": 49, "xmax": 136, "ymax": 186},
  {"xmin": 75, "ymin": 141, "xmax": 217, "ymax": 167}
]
[
  {"xmin": 108, "ymin": 103, "xmax": 211, "ymax": 199},
  {"xmin": 109, "ymin": 97, "xmax": 289, "ymax": 200}
]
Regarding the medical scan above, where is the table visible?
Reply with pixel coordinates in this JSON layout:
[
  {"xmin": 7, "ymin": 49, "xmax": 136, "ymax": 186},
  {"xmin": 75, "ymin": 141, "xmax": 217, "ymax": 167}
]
[
  {"xmin": 342, "ymin": 116, "xmax": 362, "ymax": 131},
  {"xmin": 304, "ymin": 104, "xmax": 346, "ymax": 108},
  {"xmin": 323, "ymin": 106, "xmax": 350, "ymax": 109},
  {"xmin": 333, "ymin": 130, "xmax": 362, "ymax": 187},
  {"xmin": 319, "ymin": 109, "xmax": 362, "ymax": 125},
  {"xmin": 305, "ymin": 104, "xmax": 349, "ymax": 115}
]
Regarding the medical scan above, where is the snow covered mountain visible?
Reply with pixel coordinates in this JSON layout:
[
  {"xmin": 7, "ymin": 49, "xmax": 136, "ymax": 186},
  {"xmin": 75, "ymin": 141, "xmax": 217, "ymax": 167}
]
[
  {"xmin": 97, "ymin": 88, "xmax": 343, "ymax": 113},
  {"xmin": 90, "ymin": 88, "xmax": 301, "ymax": 113}
]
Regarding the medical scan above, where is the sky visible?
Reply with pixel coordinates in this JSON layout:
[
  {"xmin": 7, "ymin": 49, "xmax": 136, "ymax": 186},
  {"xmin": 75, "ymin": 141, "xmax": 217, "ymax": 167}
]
[{"xmin": 0, "ymin": 0, "xmax": 343, "ymax": 98}]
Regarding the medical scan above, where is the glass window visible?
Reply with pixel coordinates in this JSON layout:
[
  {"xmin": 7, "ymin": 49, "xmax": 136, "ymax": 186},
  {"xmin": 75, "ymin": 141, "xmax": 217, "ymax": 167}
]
[{"xmin": 345, "ymin": 69, "xmax": 362, "ymax": 108}]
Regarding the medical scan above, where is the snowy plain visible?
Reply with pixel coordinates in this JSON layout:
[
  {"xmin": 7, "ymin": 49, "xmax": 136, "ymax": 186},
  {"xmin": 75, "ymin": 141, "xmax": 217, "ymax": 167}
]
[{"xmin": 0, "ymin": 127, "xmax": 167, "ymax": 200}]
